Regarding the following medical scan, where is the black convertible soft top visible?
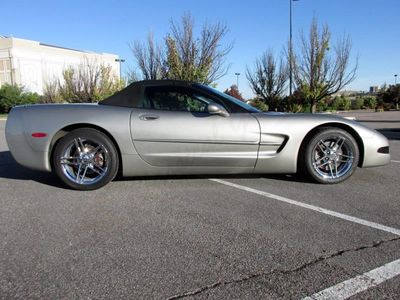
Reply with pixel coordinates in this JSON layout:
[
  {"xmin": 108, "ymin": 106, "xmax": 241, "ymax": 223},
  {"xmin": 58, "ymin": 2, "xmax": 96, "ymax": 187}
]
[{"xmin": 99, "ymin": 80, "xmax": 193, "ymax": 108}]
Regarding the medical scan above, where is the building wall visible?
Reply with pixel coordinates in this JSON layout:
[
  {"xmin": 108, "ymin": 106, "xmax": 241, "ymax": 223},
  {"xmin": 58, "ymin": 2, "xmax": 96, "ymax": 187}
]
[{"xmin": 0, "ymin": 37, "xmax": 120, "ymax": 94}]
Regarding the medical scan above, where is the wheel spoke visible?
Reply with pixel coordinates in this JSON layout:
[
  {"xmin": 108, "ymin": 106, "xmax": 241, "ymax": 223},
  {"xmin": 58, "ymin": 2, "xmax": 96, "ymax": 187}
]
[
  {"xmin": 89, "ymin": 165, "xmax": 105, "ymax": 176},
  {"xmin": 60, "ymin": 156, "xmax": 80, "ymax": 165},
  {"xmin": 74, "ymin": 139, "xmax": 82, "ymax": 153},
  {"xmin": 336, "ymin": 137, "xmax": 345, "ymax": 150},
  {"xmin": 75, "ymin": 163, "xmax": 82, "ymax": 183},
  {"xmin": 334, "ymin": 161, "xmax": 338, "ymax": 177},
  {"xmin": 315, "ymin": 160, "xmax": 330, "ymax": 168},
  {"xmin": 328, "ymin": 163, "xmax": 334, "ymax": 178},
  {"xmin": 61, "ymin": 156, "xmax": 80, "ymax": 160},
  {"xmin": 338, "ymin": 158, "xmax": 351, "ymax": 163},
  {"xmin": 317, "ymin": 140, "xmax": 329, "ymax": 153},
  {"xmin": 78, "ymin": 138, "xmax": 86, "ymax": 152},
  {"xmin": 79, "ymin": 165, "xmax": 89, "ymax": 183},
  {"xmin": 90, "ymin": 145, "xmax": 102, "ymax": 156},
  {"xmin": 61, "ymin": 161, "xmax": 80, "ymax": 166},
  {"xmin": 340, "ymin": 154, "xmax": 354, "ymax": 159},
  {"xmin": 314, "ymin": 155, "xmax": 328, "ymax": 165}
]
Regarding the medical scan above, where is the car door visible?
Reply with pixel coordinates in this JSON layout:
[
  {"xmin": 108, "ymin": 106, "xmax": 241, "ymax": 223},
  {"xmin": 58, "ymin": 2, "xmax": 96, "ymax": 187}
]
[{"xmin": 130, "ymin": 85, "xmax": 260, "ymax": 167}]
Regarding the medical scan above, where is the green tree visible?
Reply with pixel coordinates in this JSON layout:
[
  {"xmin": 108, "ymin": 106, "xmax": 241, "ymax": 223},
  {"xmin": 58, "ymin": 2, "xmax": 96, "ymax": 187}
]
[
  {"xmin": 362, "ymin": 95, "xmax": 377, "ymax": 109},
  {"xmin": 331, "ymin": 95, "xmax": 351, "ymax": 111},
  {"xmin": 131, "ymin": 13, "xmax": 232, "ymax": 85},
  {"xmin": 351, "ymin": 96, "xmax": 364, "ymax": 110},
  {"xmin": 248, "ymin": 98, "xmax": 268, "ymax": 111},
  {"xmin": 164, "ymin": 13, "xmax": 232, "ymax": 84},
  {"xmin": 0, "ymin": 84, "xmax": 39, "ymax": 113},
  {"xmin": 293, "ymin": 17, "xmax": 357, "ymax": 113},
  {"xmin": 378, "ymin": 84, "xmax": 400, "ymax": 110}
]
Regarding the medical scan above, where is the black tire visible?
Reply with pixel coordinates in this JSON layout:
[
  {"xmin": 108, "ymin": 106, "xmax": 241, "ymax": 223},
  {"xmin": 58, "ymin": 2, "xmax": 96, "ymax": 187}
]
[
  {"xmin": 53, "ymin": 128, "xmax": 119, "ymax": 190},
  {"xmin": 300, "ymin": 127, "xmax": 359, "ymax": 184}
]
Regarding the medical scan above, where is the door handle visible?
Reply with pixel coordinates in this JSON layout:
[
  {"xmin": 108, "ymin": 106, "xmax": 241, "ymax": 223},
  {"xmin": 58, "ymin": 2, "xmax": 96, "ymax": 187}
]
[{"xmin": 139, "ymin": 114, "xmax": 160, "ymax": 121}]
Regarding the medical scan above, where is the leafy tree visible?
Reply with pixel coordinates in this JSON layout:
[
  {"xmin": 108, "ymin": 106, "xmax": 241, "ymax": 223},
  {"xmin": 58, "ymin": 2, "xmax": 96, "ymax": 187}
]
[
  {"xmin": 331, "ymin": 95, "xmax": 351, "ymax": 111},
  {"xmin": 316, "ymin": 99, "xmax": 328, "ymax": 112},
  {"xmin": 362, "ymin": 95, "xmax": 377, "ymax": 109},
  {"xmin": 282, "ymin": 89, "xmax": 308, "ymax": 112},
  {"xmin": 351, "ymin": 96, "xmax": 364, "ymax": 110},
  {"xmin": 131, "ymin": 13, "xmax": 232, "ymax": 85},
  {"xmin": 293, "ymin": 17, "xmax": 357, "ymax": 113},
  {"xmin": 224, "ymin": 85, "xmax": 245, "ymax": 101},
  {"xmin": 164, "ymin": 13, "xmax": 232, "ymax": 84},
  {"xmin": 378, "ymin": 84, "xmax": 400, "ymax": 110},
  {"xmin": 0, "ymin": 84, "xmax": 39, "ymax": 113},
  {"xmin": 246, "ymin": 50, "xmax": 288, "ymax": 111}
]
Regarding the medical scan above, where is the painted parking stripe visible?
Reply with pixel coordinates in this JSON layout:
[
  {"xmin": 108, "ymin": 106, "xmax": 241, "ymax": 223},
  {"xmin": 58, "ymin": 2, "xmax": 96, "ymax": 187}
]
[
  {"xmin": 209, "ymin": 179, "xmax": 400, "ymax": 236},
  {"xmin": 302, "ymin": 258, "xmax": 400, "ymax": 300},
  {"xmin": 391, "ymin": 160, "xmax": 400, "ymax": 163}
]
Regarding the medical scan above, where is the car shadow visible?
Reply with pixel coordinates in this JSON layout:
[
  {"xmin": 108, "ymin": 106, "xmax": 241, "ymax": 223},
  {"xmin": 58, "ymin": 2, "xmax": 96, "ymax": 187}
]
[
  {"xmin": 118, "ymin": 173, "xmax": 310, "ymax": 184},
  {"xmin": 0, "ymin": 151, "xmax": 66, "ymax": 188},
  {"xmin": 0, "ymin": 150, "xmax": 309, "ymax": 188},
  {"xmin": 376, "ymin": 128, "xmax": 400, "ymax": 140}
]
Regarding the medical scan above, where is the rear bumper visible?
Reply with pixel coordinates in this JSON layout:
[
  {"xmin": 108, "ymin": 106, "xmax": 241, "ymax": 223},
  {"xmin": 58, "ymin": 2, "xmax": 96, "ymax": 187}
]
[
  {"xmin": 5, "ymin": 108, "xmax": 51, "ymax": 172},
  {"xmin": 361, "ymin": 130, "xmax": 391, "ymax": 167}
]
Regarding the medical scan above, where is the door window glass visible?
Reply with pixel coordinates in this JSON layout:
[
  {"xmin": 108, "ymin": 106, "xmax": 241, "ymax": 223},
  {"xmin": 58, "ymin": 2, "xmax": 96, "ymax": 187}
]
[{"xmin": 145, "ymin": 86, "xmax": 211, "ymax": 112}]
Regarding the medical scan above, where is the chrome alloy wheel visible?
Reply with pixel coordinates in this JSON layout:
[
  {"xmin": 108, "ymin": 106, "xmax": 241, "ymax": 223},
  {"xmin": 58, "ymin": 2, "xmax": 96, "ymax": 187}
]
[
  {"xmin": 311, "ymin": 137, "xmax": 354, "ymax": 179},
  {"xmin": 60, "ymin": 137, "xmax": 109, "ymax": 185}
]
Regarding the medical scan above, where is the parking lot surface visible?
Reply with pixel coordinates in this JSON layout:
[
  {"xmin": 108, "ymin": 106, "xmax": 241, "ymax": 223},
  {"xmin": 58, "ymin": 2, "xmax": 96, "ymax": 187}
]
[{"xmin": 0, "ymin": 112, "xmax": 399, "ymax": 299}]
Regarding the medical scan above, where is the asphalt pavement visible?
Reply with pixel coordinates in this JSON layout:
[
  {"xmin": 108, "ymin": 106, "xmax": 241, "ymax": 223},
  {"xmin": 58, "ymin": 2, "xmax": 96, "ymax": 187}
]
[{"xmin": 0, "ymin": 112, "xmax": 399, "ymax": 299}]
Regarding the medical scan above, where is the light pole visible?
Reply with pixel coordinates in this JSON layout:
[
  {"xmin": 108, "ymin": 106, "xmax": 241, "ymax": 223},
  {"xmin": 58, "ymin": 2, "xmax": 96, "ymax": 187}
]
[
  {"xmin": 115, "ymin": 58, "xmax": 125, "ymax": 81},
  {"xmin": 289, "ymin": 0, "xmax": 299, "ymax": 97},
  {"xmin": 395, "ymin": 74, "xmax": 398, "ymax": 85},
  {"xmin": 235, "ymin": 72, "xmax": 240, "ymax": 89}
]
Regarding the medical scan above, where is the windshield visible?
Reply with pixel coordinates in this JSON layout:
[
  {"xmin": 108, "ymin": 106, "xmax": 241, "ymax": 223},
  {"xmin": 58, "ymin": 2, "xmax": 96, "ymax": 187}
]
[{"xmin": 193, "ymin": 84, "xmax": 260, "ymax": 113}]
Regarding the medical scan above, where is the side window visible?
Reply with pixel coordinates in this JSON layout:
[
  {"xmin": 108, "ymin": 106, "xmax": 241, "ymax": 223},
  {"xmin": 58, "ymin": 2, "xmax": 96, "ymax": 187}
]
[{"xmin": 145, "ymin": 86, "xmax": 210, "ymax": 112}]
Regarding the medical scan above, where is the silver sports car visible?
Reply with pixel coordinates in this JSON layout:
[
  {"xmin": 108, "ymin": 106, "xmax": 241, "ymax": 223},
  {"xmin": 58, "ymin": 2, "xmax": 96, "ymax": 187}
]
[{"xmin": 5, "ymin": 80, "xmax": 390, "ymax": 190}]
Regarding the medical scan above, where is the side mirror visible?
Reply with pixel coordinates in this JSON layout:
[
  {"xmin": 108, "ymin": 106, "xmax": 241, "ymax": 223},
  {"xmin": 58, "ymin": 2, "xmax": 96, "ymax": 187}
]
[{"xmin": 207, "ymin": 103, "xmax": 230, "ymax": 117}]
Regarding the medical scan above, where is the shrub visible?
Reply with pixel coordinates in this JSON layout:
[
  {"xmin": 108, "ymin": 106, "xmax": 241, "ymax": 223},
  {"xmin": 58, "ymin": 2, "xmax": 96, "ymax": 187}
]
[
  {"xmin": 41, "ymin": 81, "xmax": 63, "ymax": 103},
  {"xmin": 330, "ymin": 96, "xmax": 341, "ymax": 110},
  {"xmin": 362, "ymin": 95, "xmax": 377, "ymax": 109},
  {"xmin": 0, "ymin": 84, "xmax": 40, "ymax": 113},
  {"xmin": 316, "ymin": 99, "xmax": 328, "ymax": 112},
  {"xmin": 331, "ymin": 95, "xmax": 351, "ymax": 111},
  {"xmin": 249, "ymin": 99, "xmax": 268, "ymax": 111},
  {"xmin": 351, "ymin": 97, "xmax": 364, "ymax": 110}
]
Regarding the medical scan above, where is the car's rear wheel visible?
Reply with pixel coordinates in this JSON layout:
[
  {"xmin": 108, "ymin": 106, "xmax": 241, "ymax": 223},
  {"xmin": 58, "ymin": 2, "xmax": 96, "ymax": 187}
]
[
  {"xmin": 53, "ymin": 128, "xmax": 119, "ymax": 190},
  {"xmin": 301, "ymin": 127, "xmax": 359, "ymax": 184}
]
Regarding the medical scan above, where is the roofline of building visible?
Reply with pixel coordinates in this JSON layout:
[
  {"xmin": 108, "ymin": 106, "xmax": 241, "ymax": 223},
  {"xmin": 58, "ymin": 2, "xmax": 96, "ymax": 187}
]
[{"xmin": 0, "ymin": 35, "xmax": 118, "ymax": 57}]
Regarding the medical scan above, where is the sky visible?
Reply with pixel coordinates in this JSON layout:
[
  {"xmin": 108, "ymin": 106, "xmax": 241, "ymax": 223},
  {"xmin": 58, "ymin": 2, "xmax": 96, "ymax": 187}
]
[{"xmin": 2, "ymin": 0, "xmax": 400, "ymax": 98}]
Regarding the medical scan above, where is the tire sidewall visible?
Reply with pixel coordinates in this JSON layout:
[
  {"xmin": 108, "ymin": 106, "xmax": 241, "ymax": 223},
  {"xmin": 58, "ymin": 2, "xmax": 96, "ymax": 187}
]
[
  {"xmin": 53, "ymin": 128, "xmax": 119, "ymax": 190},
  {"xmin": 303, "ymin": 128, "xmax": 359, "ymax": 184}
]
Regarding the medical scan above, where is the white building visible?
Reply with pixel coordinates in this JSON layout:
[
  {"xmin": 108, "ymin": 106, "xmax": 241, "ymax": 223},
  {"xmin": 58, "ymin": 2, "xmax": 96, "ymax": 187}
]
[{"xmin": 0, "ymin": 36, "xmax": 121, "ymax": 94}]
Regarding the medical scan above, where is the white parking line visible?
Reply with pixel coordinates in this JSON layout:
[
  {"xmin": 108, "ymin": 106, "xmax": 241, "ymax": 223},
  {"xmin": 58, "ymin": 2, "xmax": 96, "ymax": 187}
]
[
  {"xmin": 210, "ymin": 178, "xmax": 400, "ymax": 298},
  {"xmin": 302, "ymin": 258, "xmax": 400, "ymax": 300},
  {"xmin": 391, "ymin": 160, "xmax": 400, "ymax": 163},
  {"xmin": 209, "ymin": 179, "xmax": 400, "ymax": 236}
]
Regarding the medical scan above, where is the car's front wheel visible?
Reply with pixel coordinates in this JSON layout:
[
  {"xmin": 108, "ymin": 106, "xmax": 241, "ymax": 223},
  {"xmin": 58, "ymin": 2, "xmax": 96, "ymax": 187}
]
[
  {"xmin": 301, "ymin": 127, "xmax": 359, "ymax": 184},
  {"xmin": 53, "ymin": 128, "xmax": 119, "ymax": 190}
]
